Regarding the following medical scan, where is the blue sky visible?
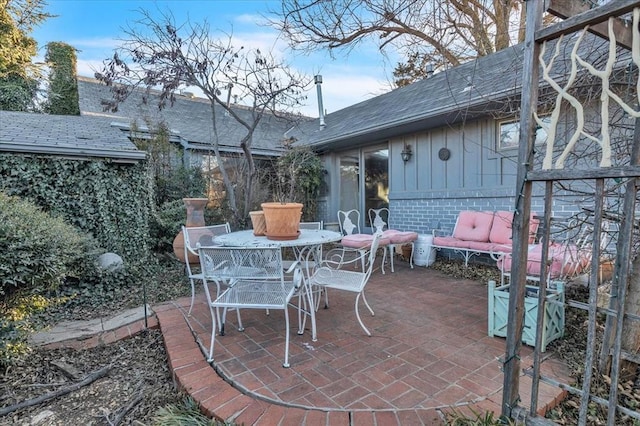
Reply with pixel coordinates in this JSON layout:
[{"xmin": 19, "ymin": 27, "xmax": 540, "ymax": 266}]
[{"xmin": 32, "ymin": 0, "xmax": 397, "ymax": 117}]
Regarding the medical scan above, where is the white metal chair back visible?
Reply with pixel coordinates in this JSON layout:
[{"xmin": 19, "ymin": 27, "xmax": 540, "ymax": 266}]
[
  {"xmin": 338, "ymin": 209, "xmax": 361, "ymax": 235},
  {"xmin": 199, "ymin": 246, "xmax": 282, "ymax": 283},
  {"xmin": 287, "ymin": 221, "xmax": 324, "ymax": 272},
  {"xmin": 183, "ymin": 223, "xmax": 231, "ymax": 259},
  {"xmin": 362, "ymin": 231, "xmax": 384, "ymax": 281},
  {"xmin": 181, "ymin": 223, "xmax": 231, "ymax": 314},
  {"xmin": 368, "ymin": 208, "xmax": 390, "ymax": 233}
]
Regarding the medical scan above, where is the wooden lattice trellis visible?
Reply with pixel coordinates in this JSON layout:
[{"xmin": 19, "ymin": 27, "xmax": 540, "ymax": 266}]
[{"xmin": 503, "ymin": 1, "xmax": 640, "ymax": 425}]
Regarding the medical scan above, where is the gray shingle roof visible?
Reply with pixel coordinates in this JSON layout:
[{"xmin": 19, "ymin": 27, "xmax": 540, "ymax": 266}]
[
  {"xmin": 78, "ymin": 77, "xmax": 310, "ymax": 156},
  {"xmin": 0, "ymin": 110, "xmax": 145, "ymax": 161},
  {"xmin": 293, "ymin": 35, "xmax": 614, "ymax": 150}
]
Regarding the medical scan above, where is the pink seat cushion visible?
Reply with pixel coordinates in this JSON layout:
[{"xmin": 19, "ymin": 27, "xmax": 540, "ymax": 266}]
[
  {"xmin": 433, "ymin": 236, "xmax": 467, "ymax": 248},
  {"xmin": 342, "ymin": 233, "xmax": 390, "ymax": 248},
  {"xmin": 383, "ymin": 230, "xmax": 418, "ymax": 244},
  {"xmin": 453, "ymin": 211, "xmax": 494, "ymax": 243},
  {"xmin": 498, "ymin": 242, "xmax": 590, "ymax": 278}
]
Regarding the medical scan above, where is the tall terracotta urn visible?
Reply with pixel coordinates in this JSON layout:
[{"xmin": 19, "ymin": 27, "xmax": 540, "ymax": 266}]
[
  {"xmin": 173, "ymin": 197, "xmax": 209, "ymax": 263},
  {"xmin": 261, "ymin": 202, "xmax": 303, "ymax": 241}
]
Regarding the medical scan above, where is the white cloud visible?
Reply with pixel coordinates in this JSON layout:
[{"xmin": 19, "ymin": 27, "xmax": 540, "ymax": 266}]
[
  {"xmin": 77, "ymin": 59, "xmax": 106, "ymax": 78},
  {"xmin": 67, "ymin": 37, "xmax": 120, "ymax": 50},
  {"xmin": 234, "ymin": 13, "xmax": 267, "ymax": 25}
]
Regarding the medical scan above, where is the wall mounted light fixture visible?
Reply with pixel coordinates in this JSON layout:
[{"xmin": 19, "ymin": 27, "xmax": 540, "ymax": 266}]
[{"xmin": 401, "ymin": 144, "xmax": 412, "ymax": 162}]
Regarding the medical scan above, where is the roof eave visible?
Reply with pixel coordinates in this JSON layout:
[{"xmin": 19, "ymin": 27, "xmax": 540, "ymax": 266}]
[
  {"xmin": 0, "ymin": 143, "xmax": 147, "ymax": 163},
  {"xmin": 306, "ymin": 94, "xmax": 515, "ymax": 150}
]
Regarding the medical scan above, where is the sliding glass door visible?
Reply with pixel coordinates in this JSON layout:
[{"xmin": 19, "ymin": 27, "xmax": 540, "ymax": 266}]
[
  {"xmin": 338, "ymin": 145, "xmax": 388, "ymax": 231},
  {"xmin": 339, "ymin": 151, "xmax": 359, "ymax": 213},
  {"xmin": 363, "ymin": 147, "xmax": 389, "ymax": 228}
]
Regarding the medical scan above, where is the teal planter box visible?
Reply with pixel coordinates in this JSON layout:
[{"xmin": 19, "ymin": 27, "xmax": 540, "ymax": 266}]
[{"xmin": 488, "ymin": 280, "xmax": 565, "ymax": 352}]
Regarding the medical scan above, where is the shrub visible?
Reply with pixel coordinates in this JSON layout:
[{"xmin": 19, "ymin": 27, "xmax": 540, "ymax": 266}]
[
  {"xmin": 150, "ymin": 199, "xmax": 187, "ymax": 254},
  {"xmin": 0, "ymin": 293, "xmax": 54, "ymax": 369},
  {"xmin": 0, "ymin": 192, "xmax": 99, "ymax": 297},
  {"xmin": 153, "ymin": 397, "xmax": 231, "ymax": 425},
  {"xmin": 0, "ymin": 154, "xmax": 153, "ymax": 263}
]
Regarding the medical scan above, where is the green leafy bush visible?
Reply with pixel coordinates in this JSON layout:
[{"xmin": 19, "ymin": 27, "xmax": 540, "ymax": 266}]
[
  {"xmin": 272, "ymin": 146, "xmax": 323, "ymax": 221},
  {"xmin": 0, "ymin": 192, "xmax": 99, "ymax": 297},
  {"xmin": 0, "ymin": 193, "xmax": 99, "ymax": 368},
  {"xmin": 0, "ymin": 154, "xmax": 152, "ymax": 263},
  {"xmin": 0, "ymin": 293, "xmax": 54, "ymax": 369},
  {"xmin": 156, "ymin": 166, "xmax": 207, "ymax": 205}
]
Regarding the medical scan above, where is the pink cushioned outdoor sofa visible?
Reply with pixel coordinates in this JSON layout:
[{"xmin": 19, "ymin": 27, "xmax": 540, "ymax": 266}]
[{"xmin": 432, "ymin": 210, "xmax": 539, "ymax": 266}]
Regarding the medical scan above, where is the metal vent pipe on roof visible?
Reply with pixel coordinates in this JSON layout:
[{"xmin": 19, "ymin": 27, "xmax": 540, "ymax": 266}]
[
  {"xmin": 314, "ymin": 75, "xmax": 326, "ymax": 129},
  {"xmin": 225, "ymin": 84, "xmax": 233, "ymax": 116},
  {"xmin": 426, "ymin": 63, "xmax": 434, "ymax": 78}
]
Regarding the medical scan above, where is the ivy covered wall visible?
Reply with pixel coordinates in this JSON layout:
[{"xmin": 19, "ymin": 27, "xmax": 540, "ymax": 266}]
[{"xmin": 0, "ymin": 154, "xmax": 152, "ymax": 262}]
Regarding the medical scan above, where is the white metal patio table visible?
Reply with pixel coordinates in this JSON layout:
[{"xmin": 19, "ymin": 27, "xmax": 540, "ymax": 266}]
[{"xmin": 215, "ymin": 229, "xmax": 342, "ymax": 341}]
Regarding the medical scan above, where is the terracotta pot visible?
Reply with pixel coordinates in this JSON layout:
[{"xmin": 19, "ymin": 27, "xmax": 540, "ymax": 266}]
[
  {"xmin": 401, "ymin": 244, "xmax": 412, "ymax": 260},
  {"xmin": 249, "ymin": 210, "xmax": 267, "ymax": 236},
  {"xmin": 261, "ymin": 202, "xmax": 303, "ymax": 241},
  {"xmin": 173, "ymin": 198, "xmax": 209, "ymax": 263}
]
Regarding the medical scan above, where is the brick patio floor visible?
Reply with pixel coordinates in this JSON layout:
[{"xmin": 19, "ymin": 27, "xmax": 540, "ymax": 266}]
[{"xmin": 155, "ymin": 258, "xmax": 571, "ymax": 425}]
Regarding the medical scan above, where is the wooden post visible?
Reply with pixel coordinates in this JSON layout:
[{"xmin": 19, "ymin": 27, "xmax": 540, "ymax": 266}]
[{"xmin": 501, "ymin": 0, "xmax": 545, "ymax": 419}]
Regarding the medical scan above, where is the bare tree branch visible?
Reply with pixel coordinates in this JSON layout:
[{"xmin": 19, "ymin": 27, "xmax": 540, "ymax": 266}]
[
  {"xmin": 269, "ymin": 0, "xmax": 527, "ymax": 85},
  {"xmin": 95, "ymin": 8, "xmax": 311, "ymax": 224}
]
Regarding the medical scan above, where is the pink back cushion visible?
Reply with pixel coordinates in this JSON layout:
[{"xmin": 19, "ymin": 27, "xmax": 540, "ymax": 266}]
[
  {"xmin": 489, "ymin": 211, "xmax": 540, "ymax": 244},
  {"xmin": 489, "ymin": 211, "xmax": 513, "ymax": 244},
  {"xmin": 453, "ymin": 211, "xmax": 494, "ymax": 243},
  {"xmin": 528, "ymin": 215, "xmax": 540, "ymax": 243}
]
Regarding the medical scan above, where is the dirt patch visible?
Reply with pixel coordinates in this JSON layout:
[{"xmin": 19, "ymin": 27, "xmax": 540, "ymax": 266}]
[{"xmin": 0, "ymin": 328, "xmax": 183, "ymax": 425}]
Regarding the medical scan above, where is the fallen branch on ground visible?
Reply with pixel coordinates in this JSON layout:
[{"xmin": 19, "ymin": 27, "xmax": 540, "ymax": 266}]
[
  {"xmin": 105, "ymin": 381, "xmax": 144, "ymax": 426},
  {"xmin": 0, "ymin": 365, "xmax": 111, "ymax": 416}
]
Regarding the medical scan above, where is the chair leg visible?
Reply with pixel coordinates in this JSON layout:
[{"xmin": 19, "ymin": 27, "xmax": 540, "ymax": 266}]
[
  {"xmin": 297, "ymin": 291, "xmax": 306, "ymax": 335},
  {"xmin": 235, "ymin": 308, "xmax": 243, "ymax": 332},
  {"xmin": 319, "ymin": 287, "xmax": 329, "ymax": 309},
  {"xmin": 235, "ymin": 307, "xmax": 244, "ymax": 331},
  {"xmin": 283, "ymin": 307, "xmax": 291, "ymax": 368},
  {"xmin": 297, "ymin": 283, "xmax": 318, "ymax": 341},
  {"xmin": 409, "ymin": 242, "xmax": 415, "ymax": 268},
  {"xmin": 354, "ymin": 292, "xmax": 372, "ymax": 336},
  {"xmin": 188, "ymin": 278, "xmax": 196, "ymax": 315},
  {"xmin": 207, "ymin": 309, "xmax": 217, "ymax": 363},
  {"xmin": 361, "ymin": 291, "xmax": 375, "ymax": 316},
  {"xmin": 388, "ymin": 245, "xmax": 395, "ymax": 273}
]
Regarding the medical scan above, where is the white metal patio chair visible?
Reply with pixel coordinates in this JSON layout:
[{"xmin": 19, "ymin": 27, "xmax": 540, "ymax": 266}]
[
  {"xmin": 308, "ymin": 232, "xmax": 383, "ymax": 336},
  {"xmin": 198, "ymin": 246, "xmax": 303, "ymax": 367},
  {"xmin": 182, "ymin": 223, "xmax": 231, "ymax": 315},
  {"xmin": 337, "ymin": 209, "xmax": 371, "ymax": 272}
]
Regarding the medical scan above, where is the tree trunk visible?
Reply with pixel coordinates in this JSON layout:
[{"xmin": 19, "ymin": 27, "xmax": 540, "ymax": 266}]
[{"xmin": 621, "ymin": 255, "xmax": 640, "ymax": 378}]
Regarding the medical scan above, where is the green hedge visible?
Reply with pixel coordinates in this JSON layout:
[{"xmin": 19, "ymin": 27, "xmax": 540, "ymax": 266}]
[
  {"xmin": 0, "ymin": 154, "xmax": 152, "ymax": 262},
  {"xmin": 0, "ymin": 192, "xmax": 98, "ymax": 296}
]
